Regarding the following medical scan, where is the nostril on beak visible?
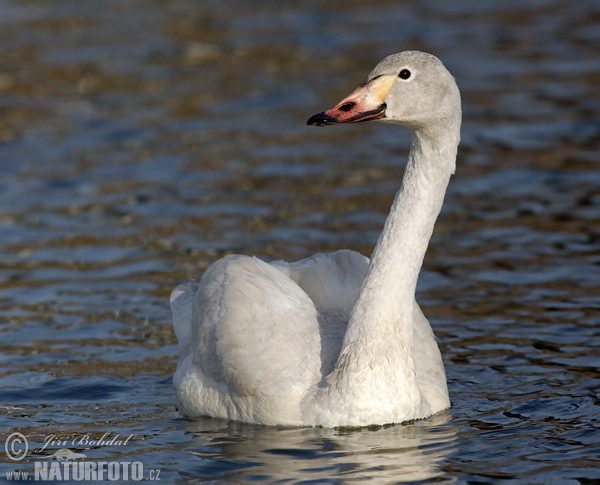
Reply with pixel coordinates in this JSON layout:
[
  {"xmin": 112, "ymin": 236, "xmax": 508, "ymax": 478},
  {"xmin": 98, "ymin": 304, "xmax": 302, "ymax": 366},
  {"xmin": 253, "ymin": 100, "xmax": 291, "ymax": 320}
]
[{"xmin": 338, "ymin": 102, "xmax": 356, "ymax": 112}]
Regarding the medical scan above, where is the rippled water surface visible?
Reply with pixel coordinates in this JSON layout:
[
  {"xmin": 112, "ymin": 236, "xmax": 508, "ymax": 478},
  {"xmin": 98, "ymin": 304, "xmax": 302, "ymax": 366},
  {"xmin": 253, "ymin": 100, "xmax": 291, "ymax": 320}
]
[{"xmin": 1, "ymin": 0, "xmax": 599, "ymax": 482}]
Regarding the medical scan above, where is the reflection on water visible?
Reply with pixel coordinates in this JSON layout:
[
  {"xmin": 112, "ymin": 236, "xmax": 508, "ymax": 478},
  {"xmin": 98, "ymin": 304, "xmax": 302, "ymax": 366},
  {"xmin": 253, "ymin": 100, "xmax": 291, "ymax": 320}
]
[
  {"xmin": 180, "ymin": 413, "xmax": 456, "ymax": 482},
  {"xmin": 0, "ymin": 0, "xmax": 599, "ymax": 482}
]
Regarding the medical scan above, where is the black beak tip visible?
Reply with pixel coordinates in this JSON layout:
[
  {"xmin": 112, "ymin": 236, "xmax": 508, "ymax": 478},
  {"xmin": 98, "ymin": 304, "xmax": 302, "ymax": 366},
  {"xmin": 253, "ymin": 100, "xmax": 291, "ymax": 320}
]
[{"xmin": 306, "ymin": 111, "xmax": 336, "ymax": 127}]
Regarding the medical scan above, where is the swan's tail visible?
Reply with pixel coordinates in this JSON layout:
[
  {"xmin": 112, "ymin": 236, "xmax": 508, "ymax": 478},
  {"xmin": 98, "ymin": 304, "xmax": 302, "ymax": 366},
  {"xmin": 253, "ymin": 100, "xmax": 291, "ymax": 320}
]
[{"xmin": 170, "ymin": 281, "xmax": 199, "ymax": 358}]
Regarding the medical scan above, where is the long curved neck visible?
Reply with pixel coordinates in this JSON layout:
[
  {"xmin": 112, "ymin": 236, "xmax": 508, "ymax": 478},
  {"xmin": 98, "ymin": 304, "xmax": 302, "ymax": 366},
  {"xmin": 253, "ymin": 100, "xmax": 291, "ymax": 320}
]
[
  {"xmin": 327, "ymin": 123, "xmax": 459, "ymax": 408},
  {"xmin": 351, "ymin": 126, "xmax": 458, "ymax": 330}
]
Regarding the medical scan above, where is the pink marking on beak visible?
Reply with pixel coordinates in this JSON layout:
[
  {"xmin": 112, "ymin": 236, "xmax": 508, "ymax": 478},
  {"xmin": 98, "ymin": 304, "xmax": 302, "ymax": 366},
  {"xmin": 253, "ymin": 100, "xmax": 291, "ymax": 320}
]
[{"xmin": 307, "ymin": 75, "xmax": 392, "ymax": 126}]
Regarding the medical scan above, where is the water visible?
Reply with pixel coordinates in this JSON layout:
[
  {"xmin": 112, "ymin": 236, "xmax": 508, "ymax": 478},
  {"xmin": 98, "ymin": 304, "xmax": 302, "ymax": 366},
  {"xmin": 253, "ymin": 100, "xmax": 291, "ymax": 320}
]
[{"xmin": 0, "ymin": 0, "xmax": 598, "ymax": 482}]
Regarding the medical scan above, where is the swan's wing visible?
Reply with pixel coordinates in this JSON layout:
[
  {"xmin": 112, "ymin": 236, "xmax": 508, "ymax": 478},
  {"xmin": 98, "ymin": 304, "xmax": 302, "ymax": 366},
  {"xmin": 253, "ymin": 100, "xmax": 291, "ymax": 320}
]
[
  {"xmin": 173, "ymin": 254, "xmax": 322, "ymax": 403},
  {"xmin": 272, "ymin": 250, "xmax": 370, "ymax": 377},
  {"xmin": 272, "ymin": 249, "xmax": 369, "ymax": 318}
]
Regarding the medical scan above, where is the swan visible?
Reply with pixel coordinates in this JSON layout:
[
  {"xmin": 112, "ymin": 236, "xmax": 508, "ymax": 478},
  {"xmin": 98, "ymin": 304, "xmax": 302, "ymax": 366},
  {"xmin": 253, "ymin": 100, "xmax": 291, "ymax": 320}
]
[{"xmin": 171, "ymin": 51, "xmax": 460, "ymax": 427}]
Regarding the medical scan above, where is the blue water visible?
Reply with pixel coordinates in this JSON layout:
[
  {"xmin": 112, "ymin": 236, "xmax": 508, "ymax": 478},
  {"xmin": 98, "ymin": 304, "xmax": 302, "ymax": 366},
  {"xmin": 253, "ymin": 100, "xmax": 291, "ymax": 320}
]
[{"xmin": 0, "ymin": 0, "xmax": 599, "ymax": 482}]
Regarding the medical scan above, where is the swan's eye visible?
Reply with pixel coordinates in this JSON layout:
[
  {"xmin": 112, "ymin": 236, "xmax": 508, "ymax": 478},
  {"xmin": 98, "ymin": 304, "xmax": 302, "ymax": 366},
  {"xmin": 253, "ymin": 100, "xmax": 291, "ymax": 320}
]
[{"xmin": 398, "ymin": 69, "xmax": 411, "ymax": 80}]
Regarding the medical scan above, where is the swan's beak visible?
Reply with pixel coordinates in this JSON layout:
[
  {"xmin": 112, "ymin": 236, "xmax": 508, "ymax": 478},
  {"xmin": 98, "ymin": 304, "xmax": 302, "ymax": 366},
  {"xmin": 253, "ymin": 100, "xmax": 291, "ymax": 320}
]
[{"xmin": 307, "ymin": 74, "xmax": 395, "ymax": 126}]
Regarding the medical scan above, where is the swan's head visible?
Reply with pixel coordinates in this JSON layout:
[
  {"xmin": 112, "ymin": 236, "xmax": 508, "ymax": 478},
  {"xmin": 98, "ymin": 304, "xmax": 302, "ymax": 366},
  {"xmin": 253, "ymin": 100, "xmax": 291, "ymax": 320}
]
[{"xmin": 307, "ymin": 51, "xmax": 461, "ymax": 133}]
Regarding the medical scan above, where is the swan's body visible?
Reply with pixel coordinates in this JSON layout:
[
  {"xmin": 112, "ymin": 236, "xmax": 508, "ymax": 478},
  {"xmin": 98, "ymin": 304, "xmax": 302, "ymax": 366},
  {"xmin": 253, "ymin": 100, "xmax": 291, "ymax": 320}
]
[{"xmin": 171, "ymin": 51, "xmax": 460, "ymax": 427}]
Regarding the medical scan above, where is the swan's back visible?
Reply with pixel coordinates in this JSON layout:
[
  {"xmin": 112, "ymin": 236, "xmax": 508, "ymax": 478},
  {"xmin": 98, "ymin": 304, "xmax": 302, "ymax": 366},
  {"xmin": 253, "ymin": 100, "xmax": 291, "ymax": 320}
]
[
  {"xmin": 170, "ymin": 250, "xmax": 368, "ymax": 425},
  {"xmin": 274, "ymin": 250, "xmax": 368, "ymax": 317}
]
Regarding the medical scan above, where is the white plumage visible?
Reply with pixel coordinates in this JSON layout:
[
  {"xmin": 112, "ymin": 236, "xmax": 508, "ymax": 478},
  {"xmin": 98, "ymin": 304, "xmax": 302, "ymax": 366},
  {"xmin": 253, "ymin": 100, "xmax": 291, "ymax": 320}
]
[{"xmin": 171, "ymin": 51, "xmax": 460, "ymax": 426}]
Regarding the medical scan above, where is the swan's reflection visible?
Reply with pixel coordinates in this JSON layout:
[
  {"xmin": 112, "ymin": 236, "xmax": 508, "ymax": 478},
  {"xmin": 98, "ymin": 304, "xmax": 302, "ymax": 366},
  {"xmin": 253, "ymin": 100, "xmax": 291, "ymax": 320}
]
[{"xmin": 179, "ymin": 412, "xmax": 457, "ymax": 482}]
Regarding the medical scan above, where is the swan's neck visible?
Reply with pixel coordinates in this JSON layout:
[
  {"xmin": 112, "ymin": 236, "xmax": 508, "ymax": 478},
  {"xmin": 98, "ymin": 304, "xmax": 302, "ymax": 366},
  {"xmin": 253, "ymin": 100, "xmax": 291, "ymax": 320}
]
[
  {"xmin": 325, "ymin": 125, "xmax": 458, "ymax": 415},
  {"xmin": 355, "ymin": 127, "xmax": 458, "ymax": 326}
]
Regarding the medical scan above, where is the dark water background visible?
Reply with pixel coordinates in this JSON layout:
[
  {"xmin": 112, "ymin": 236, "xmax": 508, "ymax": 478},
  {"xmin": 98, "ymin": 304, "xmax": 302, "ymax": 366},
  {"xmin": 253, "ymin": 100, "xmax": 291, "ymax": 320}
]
[{"xmin": 0, "ymin": 0, "xmax": 599, "ymax": 482}]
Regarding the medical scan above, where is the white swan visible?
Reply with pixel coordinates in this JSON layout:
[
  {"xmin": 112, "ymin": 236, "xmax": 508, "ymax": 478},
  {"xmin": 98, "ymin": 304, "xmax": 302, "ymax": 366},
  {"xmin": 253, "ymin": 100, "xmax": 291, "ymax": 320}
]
[{"xmin": 171, "ymin": 51, "xmax": 460, "ymax": 427}]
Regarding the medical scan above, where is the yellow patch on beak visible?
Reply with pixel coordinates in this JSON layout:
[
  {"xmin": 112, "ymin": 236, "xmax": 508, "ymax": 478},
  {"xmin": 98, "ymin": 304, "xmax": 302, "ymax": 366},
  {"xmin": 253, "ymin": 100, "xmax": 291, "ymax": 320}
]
[{"xmin": 366, "ymin": 75, "xmax": 396, "ymax": 103}]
